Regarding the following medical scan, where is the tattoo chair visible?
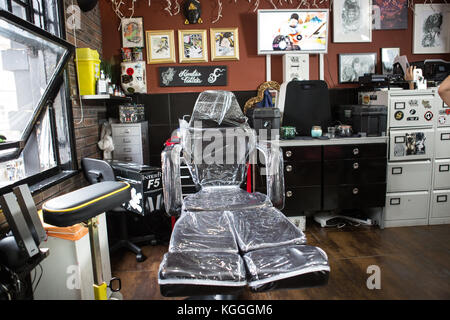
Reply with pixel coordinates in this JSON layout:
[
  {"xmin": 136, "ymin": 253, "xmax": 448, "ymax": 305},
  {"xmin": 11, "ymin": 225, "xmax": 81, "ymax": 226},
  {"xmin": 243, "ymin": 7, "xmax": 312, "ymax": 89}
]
[{"xmin": 158, "ymin": 91, "xmax": 329, "ymax": 297}]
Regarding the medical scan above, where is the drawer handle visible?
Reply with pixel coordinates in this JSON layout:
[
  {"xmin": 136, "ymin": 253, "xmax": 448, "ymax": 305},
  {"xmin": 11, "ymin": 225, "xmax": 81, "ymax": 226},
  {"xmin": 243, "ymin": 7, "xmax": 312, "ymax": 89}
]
[
  {"xmin": 437, "ymin": 195, "xmax": 448, "ymax": 203},
  {"xmin": 390, "ymin": 198, "xmax": 401, "ymax": 205},
  {"xmin": 441, "ymin": 133, "xmax": 450, "ymax": 141},
  {"xmin": 123, "ymin": 138, "xmax": 131, "ymax": 143},
  {"xmin": 353, "ymin": 148, "xmax": 359, "ymax": 155},
  {"xmin": 124, "ymin": 157, "xmax": 132, "ymax": 161},
  {"xmin": 123, "ymin": 148, "xmax": 132, "ymax": 153},
  {"xmin": 353, "ymin": 162, "xmax": 359, "ymax": 170},
  {"xmin": 285, "ymin": 150, "xmax": 292, "ymax": 158},
  {"xmin": 439, "ymin": 165, "xmax": 450, "ymax": 172},
  {"xmin": 286, "ymin": 165, "xmax": 293, "ymax": 172},
  {"xmin": 124, "ymin": 129, "xmax": 131, "ymax": 134},
  {"xmin": 286, "ymin": 190, "xmax": 293, "ymax": 197},
  {"xmin": 392, "ymin": 167, "xmax": 403, "ymax": 175},
  {"xmin": 352, "ymin": 188, "xmax": 359, "ymax": 195}
]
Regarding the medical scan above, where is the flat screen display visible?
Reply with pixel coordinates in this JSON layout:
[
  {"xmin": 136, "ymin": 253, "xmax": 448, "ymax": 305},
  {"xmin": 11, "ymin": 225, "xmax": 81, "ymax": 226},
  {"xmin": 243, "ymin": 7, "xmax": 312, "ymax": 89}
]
[{"xmin": 257, "ymin": 9, "xmax": 329, "ymax": 55}]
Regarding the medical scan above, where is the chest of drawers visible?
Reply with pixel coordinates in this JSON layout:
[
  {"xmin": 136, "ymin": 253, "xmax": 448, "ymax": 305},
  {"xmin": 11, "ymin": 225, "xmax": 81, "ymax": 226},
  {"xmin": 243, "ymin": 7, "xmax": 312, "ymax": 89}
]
[{"xmin": 111, "ymin": 121, "xmax": 149, "ymax": 165}]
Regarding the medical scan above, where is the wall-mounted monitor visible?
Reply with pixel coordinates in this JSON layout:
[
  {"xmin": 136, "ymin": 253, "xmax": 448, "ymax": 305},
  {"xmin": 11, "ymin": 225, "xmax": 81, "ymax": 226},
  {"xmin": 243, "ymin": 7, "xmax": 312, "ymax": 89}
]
[{"xmin": 257, "ymin": 9, "xmax": 329, "ymax": 55}]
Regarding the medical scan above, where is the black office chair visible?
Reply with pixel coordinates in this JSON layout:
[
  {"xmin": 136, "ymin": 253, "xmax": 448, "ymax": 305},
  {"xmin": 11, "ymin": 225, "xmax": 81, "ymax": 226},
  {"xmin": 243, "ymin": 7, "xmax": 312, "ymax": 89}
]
[{"xmin": 81, "ymin": 158, "xmax": 148, "ymax": 262}]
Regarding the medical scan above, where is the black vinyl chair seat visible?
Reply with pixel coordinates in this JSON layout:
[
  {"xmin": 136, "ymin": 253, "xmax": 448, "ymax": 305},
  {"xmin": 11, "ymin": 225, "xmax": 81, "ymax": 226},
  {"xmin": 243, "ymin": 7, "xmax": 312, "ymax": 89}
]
[{"xmin": 42, "ymin": 181, "xmax": 131, "ymax": 227}]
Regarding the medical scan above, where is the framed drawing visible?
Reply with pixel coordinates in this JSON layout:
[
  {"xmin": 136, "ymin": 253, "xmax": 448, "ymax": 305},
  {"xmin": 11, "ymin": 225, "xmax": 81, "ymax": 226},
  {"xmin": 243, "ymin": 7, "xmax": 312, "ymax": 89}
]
[
  {"xmin": 339, "ymin": 53, "xmax": 376, "ymax": 83},
  {"xmin": 372, "ymin": 0, "xmax": 408, "ymax": 30},
  {"xmin": 333, "ymin": 0, "xmax": 372, "ymax": 43},
  {"xmin": 210, "ymin": 28, "xmax": 239, "ymax": 61},
  {"xmin": 381, "ymin": 47, "xmax": 400, "ymax": 75},
  {"xmin": 178, "ymin": 29, "xmax": 208, "ymax": 63},
  {"xmin": 122, "ymin": 17, "xmax": 144, "ymax": 48},
  {"xmin": 413, "ymin": 4, "xmax": 450, "ymax": 54},
  {"xmin": 146, "ymin": 30, "xmax": 176, "ymax": 64}
]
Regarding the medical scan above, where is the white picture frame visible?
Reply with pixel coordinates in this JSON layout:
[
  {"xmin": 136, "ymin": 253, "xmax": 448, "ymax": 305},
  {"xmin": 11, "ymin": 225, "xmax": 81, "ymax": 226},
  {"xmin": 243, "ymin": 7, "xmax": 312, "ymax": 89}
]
[
  {"xmin": 339, "ymin": 52, "xmax": 376, "ymax": 83},
  {"xmin": 413, "ymin": 4, "xmax": 450, "ymax": 54},
  {"xmin": 333, "ymin": 0, "xmax": 372, "ymax": 43},
  {"xmin": 381, "ymin": 47, "xmax": 400, "ymax": 75},
  {"xmin": 122, "ymin": 17, "xmax": 144, "ymax": 48}
]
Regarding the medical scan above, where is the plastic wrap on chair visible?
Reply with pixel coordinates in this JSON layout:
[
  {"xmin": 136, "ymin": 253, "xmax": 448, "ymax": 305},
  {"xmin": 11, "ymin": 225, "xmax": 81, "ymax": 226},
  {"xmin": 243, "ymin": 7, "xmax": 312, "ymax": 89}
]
[
  {"xmin": 226, "ymin": 207, "xmax": 306, "ymax": 252},
  {"xmin": 169, "ymin": 211, "xmax": 238, "ymax": 253},
  {"xmin": 158, "ymin": 251, "xmax": 247, "ymax": 297},
  {"xmin": 243, "ymin": 245, "xmax": 330, "ymax": 292},
  {"xmin": 183, "ymin": 187, "xmax": 269, "ymax": 211},
  {"xmin": 161, "ymin": 144, "xmax": 182, "ymax": 216},
  {"xmin": 180, "ymin": 124, "xmax": 257, "ymax": 187},
  {"xmin": 256, "ymin": 141, "xmax": 285, "ymax": 210},
  {"xmin": 189, "ymin": 90, "xmax": 248, "ymax": 127}
]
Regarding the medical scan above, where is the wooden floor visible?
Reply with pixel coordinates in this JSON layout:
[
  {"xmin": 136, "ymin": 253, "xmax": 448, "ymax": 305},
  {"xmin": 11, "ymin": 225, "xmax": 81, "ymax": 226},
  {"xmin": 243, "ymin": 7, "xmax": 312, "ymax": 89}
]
[{"xmin": 110, "ymin": 222, "xmax": 450, "ymax": 300}]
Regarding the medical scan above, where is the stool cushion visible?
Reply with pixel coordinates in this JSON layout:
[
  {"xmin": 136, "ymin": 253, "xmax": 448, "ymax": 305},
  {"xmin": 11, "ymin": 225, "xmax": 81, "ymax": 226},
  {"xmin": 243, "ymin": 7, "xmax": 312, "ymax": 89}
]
[{"xmin": 42, "ymin": 181, "xmax": 130, "ymax": 227}]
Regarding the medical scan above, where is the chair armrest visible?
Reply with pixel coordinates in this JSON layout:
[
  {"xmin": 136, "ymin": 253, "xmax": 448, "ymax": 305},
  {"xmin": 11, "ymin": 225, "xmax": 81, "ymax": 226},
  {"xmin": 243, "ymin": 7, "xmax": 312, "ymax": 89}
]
[
  {"xmin": 161, "ymin": 144, "xmax": 183, "ymax": 216},
  {"xmin": 256, "ymin": 141, "xmax": 285, "ymax": 210}
]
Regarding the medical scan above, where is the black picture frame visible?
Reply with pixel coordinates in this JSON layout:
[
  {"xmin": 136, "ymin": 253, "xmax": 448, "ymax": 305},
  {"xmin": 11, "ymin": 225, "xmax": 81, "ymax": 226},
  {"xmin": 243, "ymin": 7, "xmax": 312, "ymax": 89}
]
[{"xmin": 338, "ymin": 52, "xmax": 377, "ymax": 84}]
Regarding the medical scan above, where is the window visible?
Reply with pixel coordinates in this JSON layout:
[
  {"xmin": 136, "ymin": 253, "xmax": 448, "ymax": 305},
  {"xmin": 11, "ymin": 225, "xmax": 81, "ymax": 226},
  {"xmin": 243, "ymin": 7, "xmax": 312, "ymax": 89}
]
[{"xmin": 0, "ymin": 5, "xmax": 76, "ymax": 192}]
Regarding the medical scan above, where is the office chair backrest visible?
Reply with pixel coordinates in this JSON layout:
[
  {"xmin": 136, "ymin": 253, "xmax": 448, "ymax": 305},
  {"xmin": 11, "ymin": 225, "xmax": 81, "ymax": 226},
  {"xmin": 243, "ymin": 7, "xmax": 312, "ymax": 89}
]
[{"xmin": 82, "ymin": 158, "xmax": 116, "ymax": 184}]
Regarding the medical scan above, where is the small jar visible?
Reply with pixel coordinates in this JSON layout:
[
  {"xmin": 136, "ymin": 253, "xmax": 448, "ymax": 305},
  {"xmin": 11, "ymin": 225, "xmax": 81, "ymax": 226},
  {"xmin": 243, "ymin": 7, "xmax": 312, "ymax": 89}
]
[{"xmin": 311, "ymin": 126, "xmax": 322, "ymax": 137}]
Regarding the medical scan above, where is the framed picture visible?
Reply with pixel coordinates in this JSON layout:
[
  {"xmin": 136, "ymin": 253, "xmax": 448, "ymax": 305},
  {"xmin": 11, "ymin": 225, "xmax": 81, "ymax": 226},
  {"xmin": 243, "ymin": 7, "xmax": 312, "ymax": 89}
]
[
  {"xmin": 122, "ymin": 17, "xmax": 144, "ymax": 48},
  {"xmin": 146, "ymin": 30, "xmax": 176, "ymax": 64},
  {"xmin": 413, "ymin": 4, "xmax": 450, "ymax": 54},
  {"xmin": 178, "ymin": 29, "xmax": 208, "ymax": 63},
  {"xmin": 372, "ymin": 0, "xmax": 408, "ymax": 30},
  {"xmin": 339, "ymin": 53, "xmax": 376, "ymax": 83},
  {"xmin": 210, "ymin": 28, "xmax": 239, "ymax": 61},
  {"xmin": 333, "ymin": 0, "xmax": 372, "ymax": 43},
  {"xmin": 381, "ymin": 47, "xmax": 400, "ymax": 75}
]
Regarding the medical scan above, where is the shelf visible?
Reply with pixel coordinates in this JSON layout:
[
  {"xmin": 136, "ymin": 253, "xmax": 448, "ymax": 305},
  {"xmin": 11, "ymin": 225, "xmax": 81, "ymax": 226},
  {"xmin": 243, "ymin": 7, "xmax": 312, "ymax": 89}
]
[{"xmin": 80, "ymin": 94, "xmax": 132, "ymax": 103}]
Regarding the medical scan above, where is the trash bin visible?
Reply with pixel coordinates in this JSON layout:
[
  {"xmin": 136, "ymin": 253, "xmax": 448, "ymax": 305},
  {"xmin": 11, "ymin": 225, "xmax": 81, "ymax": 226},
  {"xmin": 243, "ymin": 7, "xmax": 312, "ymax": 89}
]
[{"xmin": 74, "ymin": 48, "xmax": 101, "ymax": 95}]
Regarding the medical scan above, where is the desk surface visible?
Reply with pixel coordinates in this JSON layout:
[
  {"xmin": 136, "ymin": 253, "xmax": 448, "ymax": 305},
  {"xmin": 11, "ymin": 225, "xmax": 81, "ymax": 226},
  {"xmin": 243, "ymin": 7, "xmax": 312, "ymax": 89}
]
[{"xmin": 269, "ymin": 136, "xmax": 388, "ymax": 147}]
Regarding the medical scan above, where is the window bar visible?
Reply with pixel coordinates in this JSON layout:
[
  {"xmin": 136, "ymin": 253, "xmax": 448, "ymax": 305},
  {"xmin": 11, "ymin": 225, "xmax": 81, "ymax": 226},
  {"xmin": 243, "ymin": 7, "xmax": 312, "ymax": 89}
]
[{"xmin": 47, "ymin": 101, "xmax": 62, "ymax": 167}]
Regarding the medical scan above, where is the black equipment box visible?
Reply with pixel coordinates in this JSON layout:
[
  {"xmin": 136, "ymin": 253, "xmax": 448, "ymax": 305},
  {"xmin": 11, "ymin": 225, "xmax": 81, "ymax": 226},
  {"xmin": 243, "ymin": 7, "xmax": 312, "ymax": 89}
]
[
  {"xmin": 106, "ymin": 160, "xmax": 163, "ymax": 216},
  {"xmin": 246, "ymin": 107, "xmax": 281, "ymax": 139},
  {"xmin": 337, "ymin": 105, "xmax": 387, "ymax": 137}
]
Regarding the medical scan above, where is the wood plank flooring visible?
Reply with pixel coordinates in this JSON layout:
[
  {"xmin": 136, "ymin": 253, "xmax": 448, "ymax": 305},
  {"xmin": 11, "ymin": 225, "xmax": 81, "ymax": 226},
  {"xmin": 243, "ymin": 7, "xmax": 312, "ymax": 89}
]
[{"xmin": 110, "ymin": 223, "xmax": 450, "ymax": 300}]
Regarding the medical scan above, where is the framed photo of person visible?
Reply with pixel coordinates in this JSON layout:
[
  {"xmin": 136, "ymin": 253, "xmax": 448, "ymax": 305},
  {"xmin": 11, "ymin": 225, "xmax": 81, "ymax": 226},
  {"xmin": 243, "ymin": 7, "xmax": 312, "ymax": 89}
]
[
  {"xmin": 146, "ymin": 30, "xmax": 176, "ymax": 64},
  {"xmin": 122, "ymin": 17, "xmax": 144, "ymax": 48},
  {"xmin": 178, "ymin": 29, "xmax": 208, "ymax": 63},
  {"xmin": 381, "ymin": 47, "xmax": 400, "ymax": 74},
  {"xmin": 339, "ymin": 53, "xmax": 376, "ymax": 83},
  {"xmin": 333, "ymin": 0, "xmax": 372, "ymax": 43},
  {"xmin": 413, "ymin": 4, "xmax": 450, "ymax": 54},
  {"xmin": 210, "ymin": 28, "xmax": 239, "ymax": 61}
]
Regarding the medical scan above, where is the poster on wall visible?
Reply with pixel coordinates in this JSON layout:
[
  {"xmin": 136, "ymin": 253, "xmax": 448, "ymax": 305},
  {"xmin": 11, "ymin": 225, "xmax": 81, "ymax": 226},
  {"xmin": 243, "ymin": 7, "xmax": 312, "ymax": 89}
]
[
  {"xmin": 122, "ymin": 17, "xmax": 144, "ymax": 47},
  {"xmin": 413, "ymin": 4, "xmax": 450, "ymax": 54},
  {"xmin": 381, "ymin": 47, "xmax": 400, "ymax": 75},
  {"xmin": 159, "ymin": 66, "xmax": 227, "ymax": 87},
  {"xmin": 333, "ymin": 0, "xmax": 372, "ymax": 43},
  {"xmin": 372, "ymin": 0, "xmax": 408, "ymax": 30}
]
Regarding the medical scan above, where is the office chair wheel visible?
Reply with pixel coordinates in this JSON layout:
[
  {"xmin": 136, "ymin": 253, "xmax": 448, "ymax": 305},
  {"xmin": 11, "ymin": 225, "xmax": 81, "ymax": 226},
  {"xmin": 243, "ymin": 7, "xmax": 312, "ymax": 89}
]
[{"xmin": 136, "ymin": 253, "xmax": 147, "ymax": 263}]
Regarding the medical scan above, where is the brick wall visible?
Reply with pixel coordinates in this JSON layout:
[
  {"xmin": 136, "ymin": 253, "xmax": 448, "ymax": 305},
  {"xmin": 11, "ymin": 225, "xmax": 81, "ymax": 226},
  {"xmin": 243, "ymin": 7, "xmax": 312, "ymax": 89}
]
[{"xmin": 30, "ymin": 0, "xmax": 106, "ymax": 211}]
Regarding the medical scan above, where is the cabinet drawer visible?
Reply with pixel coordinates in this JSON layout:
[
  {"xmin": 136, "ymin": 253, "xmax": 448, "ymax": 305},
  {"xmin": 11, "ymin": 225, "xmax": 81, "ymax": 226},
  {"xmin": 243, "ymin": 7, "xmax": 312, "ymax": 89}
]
[
  {"xmin": 324, "ymin": 158, "xmax": 386, "ymax": 185},
  {"xmin": 388, "ymin": 161, "xmax": 432, "ymax": 192},
  {"xmin": 113, "ymin": 144, "xmax": 143, "ymax": 155},
  {"xmin": 324, "ymin": 143, "xmax": 386, "ymax": 160},
  {"xmin": 323, "ymin": 183, "xmax": 386, "ymax": 210},
  {"xmin": 284, "ymin": 161, "xmax": 321, "ymax": 187},
  {"xmin": 435, "ymin": 128, "xmax": 450, "ymax": 159},
  {"xmin": 112, "ymin": 125, "xmax": 142, "ymax": 137},
  {"xmin": 113, "ymin": 153, "xmax": 143, "ymax": 164},
  {"xmin": 431, "ymin": 190, "xmax": 450, "ymax": 218},
  {"xmin": 114, "ymin": 136, "xmax": 142, "ymax": 145},
  {"xmin": 434, "ymin": 159, "xmax": 450, "ymax": 189},
  {"xmin": 282, "ymin": 146, "xmax": 321, "ymax": 161},
  {"xmin": 384, "ymin": 191, "xmax": 429, "ymax": 221},
  {"xmin": 283, "ymin": 186, "xmax": 321, "ymax": 212}
]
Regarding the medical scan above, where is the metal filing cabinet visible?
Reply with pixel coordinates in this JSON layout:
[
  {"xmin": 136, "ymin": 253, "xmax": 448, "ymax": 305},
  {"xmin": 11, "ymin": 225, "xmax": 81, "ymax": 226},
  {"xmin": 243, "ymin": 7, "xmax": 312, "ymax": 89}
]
[{"xmin": 111, "ymin": 121, "xmax": 149, "ymax": 165}]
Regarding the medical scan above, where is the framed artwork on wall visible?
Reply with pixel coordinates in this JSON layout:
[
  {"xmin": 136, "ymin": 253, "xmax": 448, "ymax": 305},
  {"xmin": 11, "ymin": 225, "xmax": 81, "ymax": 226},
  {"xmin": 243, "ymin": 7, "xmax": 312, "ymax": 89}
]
[
  {"xmin": 122, "ymin": 17, "xmax": 144, "ymax": 48},
  {"xmin": 333, "ymin": 0, "xmax": 372, "ymax": 43},
  {"xmin": 413, "ymin": 4, "xmax": 450, "ymax": 54},
  {"xmin": 146, "ymin": 30, "xmax": 176, "ymax": 64},
  {"xmin": 372, "ymin": 0, "xmax": 408, "ymax": 30},
  {"xmin": 381, "ymin": 47, "xmax": 400, "ymax": 75},
  {"xmin": 210, "ymin": 28, "xmax": 239, "ymax": 61},
  {"xmin": 178, "ymin": 29, "xmax": 208, "ymax": 63},
  {"xmin": 339, "ymin": 53, "xmax": 376, "ymax": 83}
]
